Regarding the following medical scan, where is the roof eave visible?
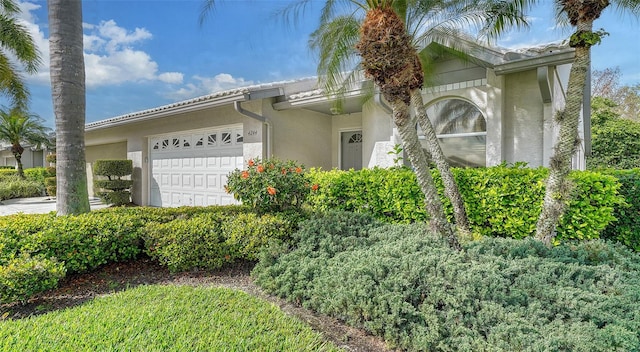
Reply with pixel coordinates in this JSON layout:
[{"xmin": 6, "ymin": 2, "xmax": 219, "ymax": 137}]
[{"xmin": 494, "ymin": 49, "xmax": 575, "ymax": 75}]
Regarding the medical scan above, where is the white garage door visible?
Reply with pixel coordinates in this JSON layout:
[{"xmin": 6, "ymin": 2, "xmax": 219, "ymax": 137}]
[{"xmin": 149, "ymin": 126, "xmax": 243, "ymax": 207}]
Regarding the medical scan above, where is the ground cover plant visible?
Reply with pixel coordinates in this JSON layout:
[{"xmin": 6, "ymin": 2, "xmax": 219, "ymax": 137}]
[
  {"xmin": 253, "ymin": 212, "xmax": 640, "ymax": 351},
  {"xmin": 0, "ymin": 285, "xmax": 340, "ymax": 351}
]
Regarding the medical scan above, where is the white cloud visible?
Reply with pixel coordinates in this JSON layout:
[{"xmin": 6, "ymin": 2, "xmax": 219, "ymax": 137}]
[
  {"xmin": 158, "ymin": 72, "xmax": 184, "ymax": 84},
  {"xmin": 17, "ymin": 1, "xmax": 183, "ymax": 89},
  {"xmin": 165, "ymin": 73, "xmax": 254, "ymax": 101}
]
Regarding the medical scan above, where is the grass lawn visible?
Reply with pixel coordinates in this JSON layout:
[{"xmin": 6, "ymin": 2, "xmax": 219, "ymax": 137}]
[{"xmin": 0, "ymin": 285, "xmax": 341, "ymax": 351}]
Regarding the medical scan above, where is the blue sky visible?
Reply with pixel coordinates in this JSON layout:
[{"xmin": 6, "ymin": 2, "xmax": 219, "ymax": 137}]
[{"xmin": 4, "ymin": 0, "xmax": 640, "ymax": 128}]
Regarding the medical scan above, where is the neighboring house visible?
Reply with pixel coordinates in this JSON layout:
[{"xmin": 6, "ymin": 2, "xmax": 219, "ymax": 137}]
[
  {"xmin": 85, "ymin": 37, "xmax": 588, "ymax": 207},
  {"xmin": 0, "ymin": 143, "xmax": 49, "ymax": 169}
]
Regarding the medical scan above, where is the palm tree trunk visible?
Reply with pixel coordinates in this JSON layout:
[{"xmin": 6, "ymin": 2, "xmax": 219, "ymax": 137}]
[
  {"xmin": 535, "ymin": 21, "xmax": 592, "ymax": 246},
  {"xmin": 390, "ymin": 98, "xmax": 461, "ymax": 250},
  {"xmin": 48, "ymin": 0, "xmax": 90, "ymax": 215},
  {"xmin": 411, "ymin": 89, "xmax": 471, "ymax": 237},
  {"xmin": 11, "ymin": 144, "xmax": 24, "ymax": 179}
]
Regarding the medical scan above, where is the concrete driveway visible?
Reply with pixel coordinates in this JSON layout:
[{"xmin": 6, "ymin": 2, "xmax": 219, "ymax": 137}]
[{"xmin": 0, "ymin": 197, "xmax": 109, "ymax": 216}]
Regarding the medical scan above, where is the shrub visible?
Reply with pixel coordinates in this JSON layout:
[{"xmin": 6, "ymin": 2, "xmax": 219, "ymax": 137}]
[
  {"xmin": 144, "ymin": 211, "xmax": 298, "ymax": 272},
  {"xmin": 23, "ymin": 167, "xmax": 48, "ymax": 185},
  {"xmin": 226, "ymin": 157, "xmax": 317, "ymax": 213},
  {"xmin": 307, "ymin": 165, "xmax": 625, "ymax": 244},
  {"xmin": 0, "ymin": 176, "xmax": 44, "ymax": 201},
  {"xmin": 45, "ymin": 153, "xmax": 56, "ymax": 197},
  {"xmin": 0, "ymin": 169, "xmax": 17, "ymax": 181},
  {"xmin": 0, "ymin": 166, "xmax": 14, "ymax": 170},
  {"xmin": 0, "ymin": 254, "xmax": 66, "ymax": 304},
  {"xmin": 93, "ymin": 159, "xmax": 133, "ymax": 178},
  {"xmin": 600, "ymin": 169, "xmax": 640, "ymax": 251},
  {"xmin": 93, "ymin": 159, "xmax": 133, "ymax": 206},
  {"xmin": 1, "ymin": 213, "xmax": 143, "ymax": 275},
  {"xmin": 254, "ymin": 214, "xmax": 640, "ymax": 351}
]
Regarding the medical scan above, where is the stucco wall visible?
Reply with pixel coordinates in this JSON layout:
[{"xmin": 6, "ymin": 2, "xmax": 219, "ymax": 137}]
[
  {"xmin": 0, "ymin": 149, "xmax": 42, "ymax": 168},
  {"xmin": 503, "ymin": 69, "xmax": 545, "ymax": 166},
  {"xmin": 265, "ymin": 103, "xmax": 332, "ymax": 169},
  {"xmin": 85, "ymin": 141, "xmax": 127, "ymax": 198}
]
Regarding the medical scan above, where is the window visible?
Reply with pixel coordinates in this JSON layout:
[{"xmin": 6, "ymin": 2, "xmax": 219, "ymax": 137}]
[{"xmin": 419, "ymin": 98, "xmax": 486, "ymax": 167}]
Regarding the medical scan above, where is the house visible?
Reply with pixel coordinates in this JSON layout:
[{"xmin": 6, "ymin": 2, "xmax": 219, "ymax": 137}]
[
  {"xmin": 0, "ymin": 144, "xmax": 49, "ymax": 169},
  {"xmin": 84, "ymin": 37, "xmax": 588, "ymax": 207}
]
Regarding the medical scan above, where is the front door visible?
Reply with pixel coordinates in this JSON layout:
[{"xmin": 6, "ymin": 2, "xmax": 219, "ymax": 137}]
[{"xmin": 341, "ymin": 131, "xmax": 362, "ymax": 170}]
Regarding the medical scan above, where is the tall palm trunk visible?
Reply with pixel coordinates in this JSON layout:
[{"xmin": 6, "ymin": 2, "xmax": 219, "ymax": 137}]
[
  {"xmin": 48, "ymin": 0, "xmax": 90, "ymax": 215},
  {"xmin": 356, "ymin": 7, "xmax": 460, "ymax": 248},
  {"xmin": 411, "ymin": 88, "xmax": 471, "ymax": 237},
  {"xmin": 392, "ymin": 98, "xmax": 460, "ymax": 249},
  {"xmin": 535, "ymin": 19, "xmax": 593, "ymax": 245}
]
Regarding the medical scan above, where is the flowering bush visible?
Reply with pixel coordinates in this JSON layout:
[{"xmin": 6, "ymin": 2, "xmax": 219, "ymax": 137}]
[{"xmin": 225, "ymin": 158, "xmax": 317, "ymax": 213}]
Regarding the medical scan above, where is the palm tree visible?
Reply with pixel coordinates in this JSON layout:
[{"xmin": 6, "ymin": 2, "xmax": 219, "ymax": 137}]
[
  {"xmin": 0, "ymin": 106, "xmax": 51, "ymax": 178},
  {"xmin": 0, "ymin": 0, "xmax": 41, "ymax": 108},
  {"xmin": 308, "ymin": 0, "xmax": 527, "ymax": 245},
  {"xmin": 535, "ymin": 0, "xmax": 640, "ymax": 245},
  {"xmin": 48, "ymin": 0, "xmax": 90, "ymax": 215}
]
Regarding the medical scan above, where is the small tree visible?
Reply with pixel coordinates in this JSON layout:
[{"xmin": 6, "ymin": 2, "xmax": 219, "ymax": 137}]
[
  {"xmin": 0, "ymin": 106, "xmax": 51, "ymax": 179},
  {"xmin": 93, "ymin": 159, "xmax": 133, "ymax": 206}
]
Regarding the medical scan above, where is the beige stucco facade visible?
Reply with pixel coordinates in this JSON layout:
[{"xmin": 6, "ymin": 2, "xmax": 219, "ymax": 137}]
[{"xmin": 84, "ymin": 39, "xmax": 585, "ymax": 207}]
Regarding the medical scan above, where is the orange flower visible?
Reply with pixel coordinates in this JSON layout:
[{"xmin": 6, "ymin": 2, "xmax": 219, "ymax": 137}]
[
  {"xmin": 267, "ymin": 186, "xmax": 277, "ymax": 195},
  {"xmin": 311, "ymin": 184, "xmax": 319, "ymax": 191},
  {"xmin": 257, "ymin": 165, "xmax": 265, "ymax": 173},
  {"xmin": 224, "ymin": 185, "xmax": 230, "ymax": 193},
  {"xmin": 241, "ymin": 170, "xmax": 250, "ymax": 179},
  {"xmin": 295, "ymin": 167, "xmax": 302, "ymax": 173},
  {"xmin": 248, "ymin": 159, "xmax": 255, "ymax": 167},
  {"xmin": 281, "ymin": 168, "xmax": 287, "ymax": 175}
]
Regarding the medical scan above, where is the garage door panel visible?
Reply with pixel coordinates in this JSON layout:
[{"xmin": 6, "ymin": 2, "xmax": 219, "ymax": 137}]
[
  {"xmin": 194, "ymin": 174, "xmax": 205, "ymax": 189},
  {"xmin": 149, "ymin": 126, "xmax": 242, "ymax": 207}
]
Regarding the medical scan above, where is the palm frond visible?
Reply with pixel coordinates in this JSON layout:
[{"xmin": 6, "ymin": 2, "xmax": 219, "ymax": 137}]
[{"xmin": 310, "ymin": 14, "xmax": 362, "ymax": 102}]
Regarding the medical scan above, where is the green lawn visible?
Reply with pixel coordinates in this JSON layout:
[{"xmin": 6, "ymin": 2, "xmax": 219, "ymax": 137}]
[{"xmin": 0, "ymin": 285, "xmax": 340, "ymax": 352}]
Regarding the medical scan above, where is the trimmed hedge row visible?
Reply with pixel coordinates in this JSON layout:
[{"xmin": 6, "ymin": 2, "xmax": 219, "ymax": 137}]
[
  {"xmin": 144, "ymin": 212, "xmax": 298, "ymax": 272},
  {"xmin": 1, "ymin": 206, "xmax": 304, "ymax": 304},
  {"xmin": 253, "ymin": 212, "xmax": 640, "ymax": 351},
  {"xmin": 600, "ymin": 169, "xmax": 640, "ymax": 251},
  {"xmin": 307, "ymin": 165, "xmax": 632, "ymax": 245}
]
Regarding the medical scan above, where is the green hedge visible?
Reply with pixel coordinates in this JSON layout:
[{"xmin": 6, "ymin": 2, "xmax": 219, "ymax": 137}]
[
  {"xmin": 0, "ymin": 255, "xmax": 66, "ymax": 304},
  {"xmin": 23, "ymin": 167, "xmax": 48, "ymax": 184},
  {"xmin": 0, "ymin": 205, "xmax": 306, "ymax": 304},
  {"xmin": 600, "ymin": 169, "xmax": 640, "ymax": 251},
  {"xmin": 254, "ymin": 212, "xmax": 640, "ymax": 351},
  {"xmin": 307, "ymin": 166, "xmax": 625, "ymax": 244},
  {"xmin": 93, "ymin": 159, "xmax": 133, "ymax": 178},
  {"xmin": 144, "ymin": 211, "xmax": 299, "ymax": 272}
]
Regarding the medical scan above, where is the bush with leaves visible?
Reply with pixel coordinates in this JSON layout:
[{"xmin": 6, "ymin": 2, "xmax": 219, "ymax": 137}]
[
  {"xmin": 0, "ymin": 175, "xmax": 44, "ymax": 201},
  {"xmin": 308, "ymin": 165, "xmax": 625, "ymax": 244},
  {"xmin": 0, "ymin": 254, "xmax": 66, "ymax": 304},
  {"xmin": 93, "ymin": 159, "xmax": 133, "ymax": 206},
  {"xmin": 144, "ymin": 211, "xmax": 299, "ymax": 272},
  {"xmin": 45, "ymin": 153, "xmax": 56, "ymax": 197},
  {"xmin": 600, "ymin": 169, "xmax": 640, "ymax": 251},
  {"xmin": 226, "ymin": 158, "xmax": 318, "ymax": 213},
  {"xmin": 253, "ymin": 213, "xmax": 640, "ymax": 351}
]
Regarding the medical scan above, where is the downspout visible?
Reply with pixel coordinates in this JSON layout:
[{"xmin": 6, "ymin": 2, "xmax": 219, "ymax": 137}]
[{"xmin": 234, "ymin": 101, "xmax": 272, "ymax": 159}]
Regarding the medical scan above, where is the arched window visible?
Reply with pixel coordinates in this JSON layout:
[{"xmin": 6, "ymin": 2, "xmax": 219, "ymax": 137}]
[{"xmin": 419, "ymin": 98, "xmax": 486, "ymax": 167}]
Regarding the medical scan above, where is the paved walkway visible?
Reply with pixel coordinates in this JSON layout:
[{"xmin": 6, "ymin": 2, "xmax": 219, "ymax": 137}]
[{"xmin": 0, "ymin": 197, "xmax": 109, "ymax": 216}]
